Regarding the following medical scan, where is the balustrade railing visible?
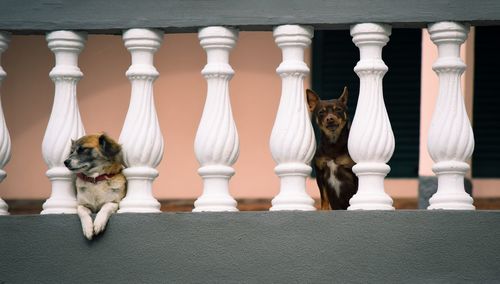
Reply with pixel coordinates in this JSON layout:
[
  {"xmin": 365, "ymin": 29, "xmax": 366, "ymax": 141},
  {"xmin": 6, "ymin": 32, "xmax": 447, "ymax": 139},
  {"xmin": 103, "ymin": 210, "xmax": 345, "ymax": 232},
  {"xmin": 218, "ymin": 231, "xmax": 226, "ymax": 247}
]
[
  {"xmin": 118, "ymin": 28, "xmax": 164, "ymax": 213},
  {"xmin": 426, "ymin": 22, "xmax": 475, "ymax": 210},
  {"xmin": 193, "ymin": 26, "xmax": 240, "ymax": 212},
  {"xmin": 347, "ymin": 23, "xmax": 395, "ymax": 210},
  {"xmin": 270, "ymin": 25, "xmax": 316, "ymax": 211},
  {"xmin": 0, "ymin": 21, "xmax": 479, "ymax": 214},
  {"xmin": 41, "ymin": 31, "xmax": 86, "ymax": 214}
]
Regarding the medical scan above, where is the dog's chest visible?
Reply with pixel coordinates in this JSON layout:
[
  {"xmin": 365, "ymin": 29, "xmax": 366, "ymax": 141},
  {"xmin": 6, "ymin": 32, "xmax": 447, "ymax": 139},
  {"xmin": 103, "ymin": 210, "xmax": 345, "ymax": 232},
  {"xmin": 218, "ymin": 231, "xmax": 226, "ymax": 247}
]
[
  {"xmin": 76, "ymin": 178, "xmax": 125, "ymax": 212},
  {"xmin": 325, "ymin": 160, "xmax": 342, "ymax": 197}
]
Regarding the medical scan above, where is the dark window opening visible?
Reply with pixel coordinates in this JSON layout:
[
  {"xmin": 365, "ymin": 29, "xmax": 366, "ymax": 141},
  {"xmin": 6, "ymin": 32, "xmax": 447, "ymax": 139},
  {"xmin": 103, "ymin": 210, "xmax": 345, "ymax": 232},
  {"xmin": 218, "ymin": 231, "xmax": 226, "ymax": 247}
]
[
  {"xmin": 472, "ymin": 26, "xmax": 500, "ymax": 178},
  {"xmin": 311, "ymin": 29, "xmax": 421, "ymax": 178}
]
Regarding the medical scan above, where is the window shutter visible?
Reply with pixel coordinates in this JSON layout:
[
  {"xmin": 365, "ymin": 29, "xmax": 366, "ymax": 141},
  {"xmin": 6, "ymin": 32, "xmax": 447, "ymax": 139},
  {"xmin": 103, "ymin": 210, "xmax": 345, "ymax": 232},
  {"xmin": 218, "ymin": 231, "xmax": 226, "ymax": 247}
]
[
  {"xmin": 311, "ymin": 29, "xmax": 421, "ymax": 177},
  {"xmin": 472, "ymin": 26, "xmax": 500, "ymax": 178}
]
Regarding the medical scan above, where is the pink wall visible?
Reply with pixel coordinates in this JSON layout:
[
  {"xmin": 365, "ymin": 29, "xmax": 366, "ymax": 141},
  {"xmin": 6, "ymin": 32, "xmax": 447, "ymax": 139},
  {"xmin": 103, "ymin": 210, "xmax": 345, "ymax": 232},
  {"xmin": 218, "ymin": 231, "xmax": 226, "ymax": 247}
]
[
  {"xmin": 0, "ymin": 32, "xmax": 322, "ymax": 200},
  {"xmin": 2, "ymin": 30, "xmax": 494, "ymax": 201}
]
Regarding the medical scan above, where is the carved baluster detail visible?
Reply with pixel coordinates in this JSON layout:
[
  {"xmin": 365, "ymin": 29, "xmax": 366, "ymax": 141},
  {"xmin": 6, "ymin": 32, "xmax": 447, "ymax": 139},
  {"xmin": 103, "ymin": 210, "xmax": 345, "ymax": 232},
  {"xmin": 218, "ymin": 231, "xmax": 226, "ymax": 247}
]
[
  {"xmin": 427, "ymin": 22, "xmax": 475, "ymax": 210},
  {"xmin": 347, "ymin": 23, "xmax": 395, "ymax": 210},
  {"xmin": 270, "ymin": 25, "xmax": 316, "ymax": 211},
  {"xmin": 193, "ymin": 26, "xmax": 239, "ymax": 212},
  {"xmin": 0, "ymin": 32, "xmax": 11, "ymax": 215},
  {"xmin": 118, "ymin": 29, "xmax": 164, "ymax": 213},
  {"xmin": 41, "ymin": 31, "xmax": 86, "ymax": 214}
]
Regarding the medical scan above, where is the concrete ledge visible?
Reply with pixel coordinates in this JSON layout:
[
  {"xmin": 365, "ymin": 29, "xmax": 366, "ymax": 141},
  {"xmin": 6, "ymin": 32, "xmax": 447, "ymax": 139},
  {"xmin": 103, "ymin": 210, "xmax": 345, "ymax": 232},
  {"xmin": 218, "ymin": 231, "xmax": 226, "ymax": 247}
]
[
  {"xmin": 0, "ymin": 0, "xmax": 499, "ymax": 34},
  {"xmin": 1, "ymin": 211, "xmax": 500, "ymax": 283}
]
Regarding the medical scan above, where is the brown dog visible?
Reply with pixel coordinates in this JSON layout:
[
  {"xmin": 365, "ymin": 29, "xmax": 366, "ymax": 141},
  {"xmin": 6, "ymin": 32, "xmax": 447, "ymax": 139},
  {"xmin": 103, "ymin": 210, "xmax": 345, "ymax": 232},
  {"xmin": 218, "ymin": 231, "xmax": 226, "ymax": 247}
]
[
  {"xmin": 307, "ymin": 87, "xmax": 358, "ymax": 210},
  {"xmin": 64, "ymin": 133, "xmax": 126, "ymax": 240}
]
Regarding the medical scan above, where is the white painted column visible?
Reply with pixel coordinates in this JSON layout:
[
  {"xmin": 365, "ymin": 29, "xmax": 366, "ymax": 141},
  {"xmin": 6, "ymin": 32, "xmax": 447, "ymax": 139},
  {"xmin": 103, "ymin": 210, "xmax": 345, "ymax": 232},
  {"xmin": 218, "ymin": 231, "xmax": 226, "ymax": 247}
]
[
  {"xmin": 193, "ymin": 26, "xmax": 239, "ymax": 212},
  {"xmin": 41, "ymin": 31, "xmax": 86, "ymax": 214},
  {"xmin": 347, "ymin": 23, "xmax": 395, "ymax": 210},
  {"xmin": 118, "ymin": 29, "xmax": 163, "ymax": 213},
  {"xmin": 427, "ymin": 22, "xmax": 475, "ymax": 210},
  {"xmin": 269, "ymin": 25, "xmax": 316, "ymax": 211},
  {"xmin": 0, "ymin": 32, "xmax": 11, "ymax": 215}
]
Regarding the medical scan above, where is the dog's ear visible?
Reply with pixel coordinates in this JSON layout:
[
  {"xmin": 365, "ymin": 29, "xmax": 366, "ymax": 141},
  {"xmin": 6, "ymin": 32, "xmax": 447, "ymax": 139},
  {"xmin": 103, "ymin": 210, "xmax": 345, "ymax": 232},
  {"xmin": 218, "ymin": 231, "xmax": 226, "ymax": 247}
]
[
  {"xmin": 99, "ymin": 133, "xmax": 121, "ymax": 158},
  {"xmin": 306, "ymin": 89, "xmax": 320, "ymax": 112},
  {"xmin": 339, "ymin": 86, "xmax": 349, "ymax": 106}
]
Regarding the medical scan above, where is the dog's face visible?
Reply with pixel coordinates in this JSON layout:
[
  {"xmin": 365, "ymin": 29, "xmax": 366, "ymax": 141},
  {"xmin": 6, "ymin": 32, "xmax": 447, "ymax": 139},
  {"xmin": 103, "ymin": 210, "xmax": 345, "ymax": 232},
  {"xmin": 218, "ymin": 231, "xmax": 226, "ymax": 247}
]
[
  {"xmin": 307, "ymin": 87, "xmax": 349, "ymax": 142},
  {"xmin": 64, "ymin": 133, "xmax": 122, "ymax": 175}
]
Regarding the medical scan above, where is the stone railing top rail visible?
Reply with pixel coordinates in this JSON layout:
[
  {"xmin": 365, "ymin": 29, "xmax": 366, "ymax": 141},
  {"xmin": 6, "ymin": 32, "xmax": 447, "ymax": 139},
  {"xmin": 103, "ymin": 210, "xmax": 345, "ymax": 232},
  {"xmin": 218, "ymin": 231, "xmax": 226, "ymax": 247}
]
[{"xmin": 0, "ymin": 0, "xmax": 499, "ymax": 34}]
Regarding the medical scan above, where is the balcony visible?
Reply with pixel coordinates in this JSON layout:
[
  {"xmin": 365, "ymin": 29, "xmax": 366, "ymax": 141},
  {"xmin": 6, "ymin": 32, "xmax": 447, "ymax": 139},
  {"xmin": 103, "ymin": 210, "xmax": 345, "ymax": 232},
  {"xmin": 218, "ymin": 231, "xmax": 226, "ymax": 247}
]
[{"xmin": 1, "ymin": 0, "xmax": 500, "ymax": 282}]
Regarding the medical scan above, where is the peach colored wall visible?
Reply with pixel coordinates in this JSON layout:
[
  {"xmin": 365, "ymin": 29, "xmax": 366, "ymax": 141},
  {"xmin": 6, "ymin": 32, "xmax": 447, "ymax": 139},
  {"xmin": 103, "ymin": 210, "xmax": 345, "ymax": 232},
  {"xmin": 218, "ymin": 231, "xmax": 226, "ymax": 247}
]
[
  {"xmin": 418, "ymin": 29, "xmax": 437, "ymax": 177},
  {"xmin": 0, "ymin": 32, "xmax": 322, "ymax": 200},
  {"xmin": 1, "ymin": 31, "xmax": 496, "ymax": 201}
]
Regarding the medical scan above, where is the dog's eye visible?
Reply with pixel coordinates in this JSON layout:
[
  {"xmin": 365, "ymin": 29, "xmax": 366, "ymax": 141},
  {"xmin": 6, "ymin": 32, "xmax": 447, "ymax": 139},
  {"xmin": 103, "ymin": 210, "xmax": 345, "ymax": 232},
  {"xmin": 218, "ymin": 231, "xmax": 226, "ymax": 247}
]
[
  {"xmin": 318, "ymin": 110, "xmax": 325, "ymax": 116},
  {"xmin": 77, "ymin": 147, "xmax": 91, "ymax": 154}
]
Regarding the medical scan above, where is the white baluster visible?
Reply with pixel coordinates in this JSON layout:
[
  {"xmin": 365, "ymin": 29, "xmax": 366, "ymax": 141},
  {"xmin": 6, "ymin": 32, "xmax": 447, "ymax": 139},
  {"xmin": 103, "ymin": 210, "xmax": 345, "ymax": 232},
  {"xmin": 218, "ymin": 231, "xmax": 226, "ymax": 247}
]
[
  {"xmin": 41, "ymin": 31, "xmax": 86, "ymax": 214},
  {"xmin": 118, "ymin": 29, "xmax": 163, "ymax": 213},
  {"xmin": 193, "ymin": 26, "xmax": 239, "ymax": 212},
  {"xmin": 347, "ymin": 23, "xmax": 395, "ymax": 210},
  {"xmin": 0, "ymin": 32, "xmax": 11, "ymax": 215},
  {"xmin": 270, "ymin": 25, "xmax": 316, "ymax": 211},
  {"xmin": 427, "ymin": 22, "xmax": 475, "ymax": 210}
]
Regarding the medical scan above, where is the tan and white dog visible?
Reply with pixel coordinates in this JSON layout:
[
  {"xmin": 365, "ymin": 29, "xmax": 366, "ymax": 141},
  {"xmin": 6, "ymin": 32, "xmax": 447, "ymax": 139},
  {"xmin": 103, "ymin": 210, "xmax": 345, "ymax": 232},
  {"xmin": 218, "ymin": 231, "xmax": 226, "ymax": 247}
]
[{"xmin": 64, "ymin": 133, "xmax": 126, "ymax": 240}]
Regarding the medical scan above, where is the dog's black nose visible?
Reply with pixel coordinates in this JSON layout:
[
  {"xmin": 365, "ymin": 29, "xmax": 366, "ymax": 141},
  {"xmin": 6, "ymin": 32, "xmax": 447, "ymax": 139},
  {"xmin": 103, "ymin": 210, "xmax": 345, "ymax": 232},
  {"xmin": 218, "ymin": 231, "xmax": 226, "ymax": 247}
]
[{"xmin": 64, "ymin": 159, "xmax": 71, "ymax": 168}]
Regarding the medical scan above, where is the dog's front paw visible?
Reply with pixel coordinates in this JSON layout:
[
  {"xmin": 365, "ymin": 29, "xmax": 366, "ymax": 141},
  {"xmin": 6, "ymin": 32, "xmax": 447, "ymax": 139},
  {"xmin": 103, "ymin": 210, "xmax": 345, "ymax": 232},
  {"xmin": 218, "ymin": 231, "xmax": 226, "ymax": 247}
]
[
  {"xmin": 81, "ymin": 218, "xmax": 94, "ymax": 240},
  {"xmin": 93, "ymin": 214, "xmax": 109, "ymax": 235}
]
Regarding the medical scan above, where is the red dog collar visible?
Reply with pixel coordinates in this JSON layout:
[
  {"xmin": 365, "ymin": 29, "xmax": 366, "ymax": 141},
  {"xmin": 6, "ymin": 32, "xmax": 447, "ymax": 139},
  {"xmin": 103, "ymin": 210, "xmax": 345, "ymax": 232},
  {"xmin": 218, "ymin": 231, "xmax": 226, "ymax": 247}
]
[{"xmin": 76, "ymin": 173, "xmax": 116, "ymax": 184}]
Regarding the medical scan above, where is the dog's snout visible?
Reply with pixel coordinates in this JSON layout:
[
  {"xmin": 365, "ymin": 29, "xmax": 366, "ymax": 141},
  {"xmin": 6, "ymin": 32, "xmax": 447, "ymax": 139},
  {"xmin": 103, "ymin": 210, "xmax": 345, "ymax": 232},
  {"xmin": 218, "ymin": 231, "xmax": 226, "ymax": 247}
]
[
  {"xmin": 64, "ymin": 159, "xmax": 71, "ymax": 168},
  {"xmin": 326, "ymin": 114, "xmax": 335, "ymax": 123}
]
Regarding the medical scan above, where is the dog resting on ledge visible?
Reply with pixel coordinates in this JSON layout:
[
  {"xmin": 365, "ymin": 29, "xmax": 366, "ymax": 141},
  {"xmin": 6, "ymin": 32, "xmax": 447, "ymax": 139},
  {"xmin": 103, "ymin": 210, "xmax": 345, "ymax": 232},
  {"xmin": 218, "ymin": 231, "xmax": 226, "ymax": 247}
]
[
  {"xmin": 64, "ymin": 133, "xmax": 126, "ymax": 240},
  {"xmin": 307, "ymin": 87, "xmax": 358, "ymax": 210}
]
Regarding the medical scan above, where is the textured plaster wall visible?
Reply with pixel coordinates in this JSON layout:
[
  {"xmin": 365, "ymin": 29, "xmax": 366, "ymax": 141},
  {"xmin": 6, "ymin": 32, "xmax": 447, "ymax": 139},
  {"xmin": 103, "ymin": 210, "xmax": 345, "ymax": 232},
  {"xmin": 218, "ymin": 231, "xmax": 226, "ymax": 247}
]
[{"xmin": 2, "ymin": 212, "xmax": 500, "ymax": 283}]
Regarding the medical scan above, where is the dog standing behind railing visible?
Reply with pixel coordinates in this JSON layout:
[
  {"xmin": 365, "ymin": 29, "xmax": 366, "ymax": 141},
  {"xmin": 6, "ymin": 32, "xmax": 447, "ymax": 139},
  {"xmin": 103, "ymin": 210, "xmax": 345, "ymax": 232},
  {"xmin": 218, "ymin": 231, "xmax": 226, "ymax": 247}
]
[
  {"xmin": 64, "ymin": 133, "xmax": 126, "ymax": 240},
  {"xmin": 307, "ymin": 87, "xmax": 358, "ymax": 210}
]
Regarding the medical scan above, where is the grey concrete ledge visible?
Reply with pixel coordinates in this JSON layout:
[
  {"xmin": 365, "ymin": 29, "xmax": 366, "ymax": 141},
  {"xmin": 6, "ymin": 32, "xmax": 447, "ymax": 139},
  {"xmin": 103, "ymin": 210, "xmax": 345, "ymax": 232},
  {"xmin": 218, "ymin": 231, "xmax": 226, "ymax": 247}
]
[
  {"xmin": 0, "ymin": 0, "xmax": 499, "ymax": 34},
  {"xmin": 1, "ymin": 211, "xmax": 500, "ymax": 283}
]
